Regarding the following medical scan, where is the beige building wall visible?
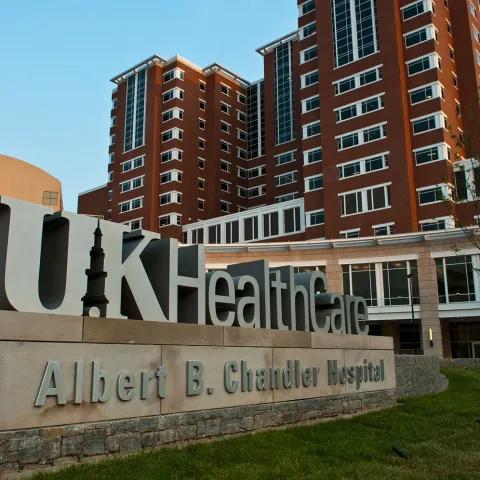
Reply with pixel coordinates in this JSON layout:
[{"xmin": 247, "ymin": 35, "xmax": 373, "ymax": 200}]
[
  {"xmin": 204, "ymin": 233, "xmax": 480, "ymax": 358},
  {"xmin": 0, "ymin": 154, "xmax": 63, "ymax": 211}
]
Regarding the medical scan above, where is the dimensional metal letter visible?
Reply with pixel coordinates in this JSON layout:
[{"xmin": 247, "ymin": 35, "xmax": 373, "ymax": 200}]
[
  {"xmin": 35, "ymin": 361, "xmax": 67, "ymax": 407},
  {"xmin": 233, "ymin": 275, "xmax": 260, "ymax": 328},
  {"xmin": 269, "ymin": 270, "xmax": 288, "ymax": 330},
  {"xmin": 186, "ymin": 361, "xmax": 204, "ymax": 396},
  {"xmin": 228, "ymin": 261, "xmax": 271, "ymax": 329},
  {"xmin": 0, "ymin": 197, "xmax": 98, "ymax": 315},
  {"xmin": 91, "ymin": 361, "xmax": 111, "ymax": 403},
  {"xmin": 117, "ymin": 372, "xmax": 136, "ymax": 401},
  {"xmin": 74, "ymin": 361, "xmax": 84, "ymax": 404},
  {"xmin": 206, "ymin": 271, "xmax": 235, "ymax": 326},
  {"xmin": 224, "ymin": 361, "xmax": 238, "ymax": 393}
]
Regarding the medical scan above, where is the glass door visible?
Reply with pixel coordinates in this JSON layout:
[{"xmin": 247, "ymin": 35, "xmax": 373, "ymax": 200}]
[{"xmin": 473, "ymin": 342, "xmax": 480, "ymax": 359}]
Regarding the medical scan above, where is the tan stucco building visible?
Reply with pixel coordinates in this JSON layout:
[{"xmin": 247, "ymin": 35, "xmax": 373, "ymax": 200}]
[{"xmin": 0, "ymin": 154, "xmax": 63, "ymax": 211}]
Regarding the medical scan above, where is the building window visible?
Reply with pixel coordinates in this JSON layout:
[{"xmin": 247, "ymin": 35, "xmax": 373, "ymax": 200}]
[
  {"xmin": 221, "ymin": 102, "xmax": 231, "ymax": 115},
  {"xmin": 334, "ymin": 65, "xmax": 383, "ymax": 95},
  {"xmin": 108, "ymin": 172, "xmax": 113, "ymax": 182},
  {"xmin": 305, "ymin": 175, "xmax": 323, "ymax": 192},
  {"xmin": 160, "ymin": 192, "xmax": 181, "ymax": 205},
  {"xmin": 221, "ymin": 121, "xmax": 230, "ymax": 134},
  {"xmin": 226, "ymin": 220, "xmax": 240, "ymax": 243},
  {"xmin": 199, "ymin": 81, "xmax": 206, "ymax": 92},
  {"xmin": 275, "ymin": 151, "xmax": 296, "ymax": 166},
  {"xmin": 275, "ymin": 193, "xmax": 299, "ymax": 203},
  {"xmin": 163, "ymin": 87, "xmax": 184, "ymax": 103},
  {"xmin": 307, "ymin": 210, "xmax": 325, "ymax": 227},
  {"xmin": 453, "ymin": 73, "xmax": 458, "ymax": 88},
  {"xmin": 42, "ymin": 191, "xmax": 58, "ymax": 206},
  {"xmin": 410, "ymin": 83, "xmax": 444, "ymax": 105},
  {"xmin": 111, "ymin": 116, "xmax": 116, "ymax": 127},
  {"xmin": 124, "ymin": 69, "xmax": 147, "ymax": 152},
  {"xmin": 198, "ymin": 178, "xmax": 205, "ymax": 190},
  {"xmin": 159, "ymin": 214, "xmax": 181, "ymax": 228},
  {"xmin": 275, "ymin": 41, "xmax": 296, "ymax": 145},
  {"xmin": 121, "ymin": 155, "xmax": 144, "ymax": 173},
  {"xmin": 238, "ymin": 187, "xmax": 247, "ymax": 198},
  {"xmin": 161, "ymin": 149, "xmax": 182, "ymax": 163},
  {"xmin": 302, "ymin": 95, "xmax": 320, "ymax": 114},
  {"xmin": 221, "ymin": 84, "xmax": 230, "ymax": 96},
  {"xmin": 337, "ymin": 123, "xmax": 387, "ymax": 151},
  {"xmin": 160, "ymin": 170, "xmax": 182, "ymax": 184},
  {"xmin": 415, "ymin": 143, "xmax": 450, "ymax": 165},
  {"xmin": 417, "ymin": 184, "xmax": 452, "ymax": 205},
  {"xmin": 303, "ymin": 121, "xmax": 321, "ymax": 139},
  {"xmin": 343, "ymin": 264, "xmax": 377, "ymax": 306},
  {"xmin": 300, "ymin": 45, "xmax": 318, "ymax": 64},
  {"xmin": 199, "ymin": 100, "xmax": 206, "ymax": 111},
  {"xmin": 199, "ymin": 138, "xmax": 206, "ymax": 150},
  {"xmin": 299, "ymin": 0, "xmax": 315, "ymax": 16},
  {"xmin": 110, "ymin": 134, "xmax": 115, "ymax": 145},
  {"xmin": 238, "ymin": 167, "xmax": 246, "ymax": 179},
  {"xmin": 220, "ymin": 181, "xmax": 230, "ymax": 192},
  {"xmin": 162, "ymin": 128, "xmax": 183, "ymax": 143},
  {"xmin": 220, "ymin": 201, "xmax": 230, "ymax": 213},
  {"xmin": 198, "ymin": 199, "xmax": 205, "ymax": 210},
  {"xmin": 162, "ymin": 108, "xmax": 183, "ymax": 123},
  {"xmin": 412, "ymin": 112, "xmax": 446, "ymax": 134},
  {"xmin": 121, "ymin": 176, "xmax": 144, "ymax": 193},
  {"xmin": 446, "ymin": 20, "xmax": 452, "ymax": 35},
  {"xmin": 108, "ymin": 190, "xmax": 112, "ymax": 202},
  {"xmin": 420, "ymin": 218, "xmax": 451, "ymax": 231},
  {"xmin": 220, "ymin": 141, "xmax": 230, "ymax": 152},
  {"xmin": 373, "ymin": 223, "xmax": 394, "ymax": 236},
  {"xmin": 454, "ymin": 162, "xmax": 480, "ymax": 201},
  {"xmin": 301, "ymin": 70, "xmax": 319, "ymax": 89},
  {"xmin": 120, "ymin": 197, "xmax": 143, "ymax": 213},
  {"xmin": 340, "ymin": 183, "xmax": 391, "ymax": 216},
  {"xmin": 275, "ymin": 171, "xmax": 297, "ymax": 187},
  {"xmin": 244, "ymin": 217, "xmax": 259, "ymax": 241},
  {"xmin": 263, "ymin": 212, "xmax": 279, "ymax": 238},
  {"xmin": 238, "ymin": 148, "xmax": 247, "ymax": 160},
  {"xmin": 163, "ymin": 68, "xmax": 184, "ymax": 83},
  {"xmin": 407, "ymin": 53, "xmax": 442, "ymax": 76},
  {"xmin": 248, "ymin": 165, "xmax": 266, "ymax": 179},
  {"xmin": 405, "ymin": 25, "xmax": 437, "ymax": 48},
  {"xmin": 238, "ymin": 93, "xmax": 246, "ymax": 104},
  {"xmin": 238, "ymin": 129, "xmax": 247, "ymax": 141},
  {"xmin": 112, "ymin": 98, "xmax": 117, "ymax": 109},
  {"xmin": 340, "ymin": 229, "xmax": 360, "ymax": 238},
  {"xmin": 331, "ymin": 0, "xmax": 379, "ymax": 68},
  {"xmin": 470, "ymin": 1, "xmax": 477, "ymax": 18},
  {"xmin": 304, "ymin": 147, "xmax": 323, "ymax": 165},
  {"xmin": 301, "ymin": 22, "xmax": 316, "ymax": 39},
  {"xmin": 198, "ymin": 158, "xmax": 205, "ymax": 170},
  {"xmin": 221, "ymin": 160, "xmax": 231, "ymax": 172},
  {"xmin": 238, "ymin": 111, "xmax": 247, "ymax": 123},
  {"xmin": 284, "ymin": 206, "xmax": 302, "ymax": 234},
  {"xmin": 436, "ymin": 256, "xmax": 476, "ymax": 303},
  {"xmin": 109, "ymin": 153, "xmax": 114, "ymax": 164},
  {"xmin": 199, "ymin": 119, "xmax": 206, "ymax": 130},
  {"xmin": 338, "ymin": 152, "xmax": 389, "ymax": 179},
  {"xmin": 192, "ymin": 228, "xmax": 204, "ymax": 244},
  {"xmin": 335, "ymin": 93, "xmax": 385, "ymax": 122},
  {"xmin": 248, "ymin": 185, "xmax": 266, "ymax": 198},
  {"xmin": 402, "ymin": 1, "xmax": 429, "ymax": 21},
  {"xmin": 383, "ymin": 260, "xmax": 419, "ymax": 305}
]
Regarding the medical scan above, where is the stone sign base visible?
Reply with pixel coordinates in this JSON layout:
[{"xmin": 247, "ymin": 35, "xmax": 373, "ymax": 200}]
[
  {"xmin": 0, "ymin": 311, "xmax": 396, "ymax": 476},
  {"xmin": 0, "ymin": 389, "xmax": 396, "ymax": 475}
]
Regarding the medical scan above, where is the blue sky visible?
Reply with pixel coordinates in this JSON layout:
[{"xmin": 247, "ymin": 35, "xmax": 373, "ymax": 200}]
[{"xmin": 0, "ymin": 0, "xmax": 297, "ymax": 211}]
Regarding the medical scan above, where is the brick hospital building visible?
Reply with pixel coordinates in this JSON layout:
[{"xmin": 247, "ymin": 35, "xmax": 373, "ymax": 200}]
[
  {"xmin": 77, "ymin": 0, "xmax": 480, "ymax": 358},
  {"xmin": 79, "ymin": 0, "xmax": 480, "ymax": 243}
]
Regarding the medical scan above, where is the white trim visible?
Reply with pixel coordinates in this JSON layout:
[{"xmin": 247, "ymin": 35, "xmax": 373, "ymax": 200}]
[{"xmin": 339, "ymin": 254, "xmax": 419, "ymax": 265}]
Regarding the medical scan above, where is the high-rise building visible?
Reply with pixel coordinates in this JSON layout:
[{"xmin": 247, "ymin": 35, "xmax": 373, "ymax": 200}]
[{"xmin": 78, "ymin": 0, "xmax": 480, "ymax": 243}]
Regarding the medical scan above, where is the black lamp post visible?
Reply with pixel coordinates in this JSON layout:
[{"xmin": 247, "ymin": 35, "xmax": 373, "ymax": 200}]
[{"xmin": 407, "ymin": 273, "xmax": 419, "ymax": 355}]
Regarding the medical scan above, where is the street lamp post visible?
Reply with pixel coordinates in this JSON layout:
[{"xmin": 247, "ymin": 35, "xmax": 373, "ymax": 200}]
[{"xmin": 407, "ymin": 273, "xmax": 419, "ymax": 355}]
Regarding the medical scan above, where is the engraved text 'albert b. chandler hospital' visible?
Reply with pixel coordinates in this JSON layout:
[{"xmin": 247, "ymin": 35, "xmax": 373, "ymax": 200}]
[{"xmin": 0, "ymin": 197, "xmax": 369, "ymax": 335}]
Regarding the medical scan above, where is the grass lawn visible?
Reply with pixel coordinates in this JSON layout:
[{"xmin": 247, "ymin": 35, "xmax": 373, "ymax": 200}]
[{"xmin": 34, "ymin": 367, "xmax": 480, "ymax": 480}]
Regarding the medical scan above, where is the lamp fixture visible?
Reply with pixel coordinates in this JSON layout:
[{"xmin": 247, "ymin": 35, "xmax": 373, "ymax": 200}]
[{"xmin": 429, "ymin": 328, "xmax": 434, "ymax": 347}]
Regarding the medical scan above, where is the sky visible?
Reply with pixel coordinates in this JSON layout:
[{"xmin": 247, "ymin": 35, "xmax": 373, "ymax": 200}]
[{"xmin": 0, "ymin": 0, "xmax": 297, "ymax": 211}]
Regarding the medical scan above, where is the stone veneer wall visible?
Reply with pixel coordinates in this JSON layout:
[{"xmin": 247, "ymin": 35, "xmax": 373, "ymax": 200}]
[
  {"xmin": 0, "ymin": 390, "xmax": 396, "ymax": 475},
  {"xmin": 395, "ymin": 355, "xmax": 448, "ymax": 398}
]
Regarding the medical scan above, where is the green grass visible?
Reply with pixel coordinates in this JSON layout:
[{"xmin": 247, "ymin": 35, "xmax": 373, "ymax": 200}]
[{"xmin": 34, "ymin": 367, "xmax": 480, "ymax": 480}]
